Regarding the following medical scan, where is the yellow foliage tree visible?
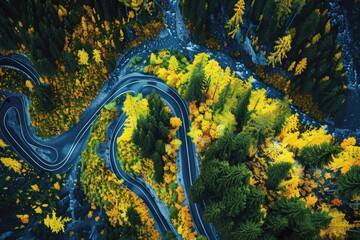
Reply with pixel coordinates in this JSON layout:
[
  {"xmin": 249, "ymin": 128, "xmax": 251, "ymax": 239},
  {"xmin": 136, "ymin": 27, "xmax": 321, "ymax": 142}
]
[
  {"xmin": 31, "ymin": 184, "xmax": 40, "ymax": 192},
  {"xmin": 340, "ymin": 137, "xmax": 356, "ymax": 149},
  {"xmin": 328, "ymin": 144, "xmax": 360, "ymax": 174},
  {"xmin": 320, "ymin": 204, "xmax": 352, "ymax": 239},
  {"xmin": 305, "ymin": 193, "xmax": 318, "ymax": 208},
  {"xmin": 92, "ymin": 49, "xmax": 102, "ymax": 64},
  {"xmin": 311, "ymin": 33, "xmax": 321, "ymax": 45},
  {"xmin": 35, "ymin": 207, "xmax": 43, "ymax": 214},
  {"xmin": 25, "ymin": 80, "xmax": 34, "ymax": 92},
  {"xmin": 43, "ymin": 210, "xmax": 71, "ymax": 234},
  {"xmin": 77, "ymin": 49, "xmax": 89, "ymax": 65},
  {"xmin": 119, "ymin": 0, "xmax": 144, "ymax": 12},
  {"xmin": 53, "ymin": 182, "xmax": 61, "ymax": 191},
  {"xmin": 170, "ymin": 117, "xmax": 182, "ymax": 130},
  {"xmin": 226, "ymin": 0, "xmax": 246, "ymax": 38},
  {"xmin": 294, "ymin": 58, "xmax": 307, "ymax": 76},
  {"xmin": 0, "ymin": 138, "xmax": 8, "ymax": 148},
  {"xmin": 288, "ymin": 61, "xmax": 296, "ymax": 71},
  {"xmin": 122, "ymin": 94, "xmax": 149, "ymax": 129},
  {"xmin": 168, "ymin": 56, "xmax": 179, "ymax": 71},
  {"xmin": 16, "ymin": 214, "xmax": 29, "ymax": 224},
  {"xmin": 267, "ymin": 34, "xmax": 292, "ymax": 67},
  {"xmin": 0, "ymin": 157, "xmax": 22, "ymax": 174},
  {"xmin": 213, "ymin": 111, "xmax": 237, "ymax": 132}
]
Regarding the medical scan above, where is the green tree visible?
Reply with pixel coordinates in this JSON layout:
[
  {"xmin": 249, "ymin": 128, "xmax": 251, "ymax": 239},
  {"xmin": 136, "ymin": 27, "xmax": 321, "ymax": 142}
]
[
  {"xmin": 203, "ymin": 202, "xmax": 225, "ymax": 223},
  {"xmin": 205, "ymin": 130, "xmax": 234, "ymax": 161},
  {"xmin": 218, "ymin": 164, "xmax": 249, "ymax": 190},
  {"xmin": 223, "ymin": 186, "xmax": 247, "ymax": 216},
  {"xmin": 189, "ymin": 178, "xmax": 205, "ymax": 203},
  {"xmin": 231, "ymin": 132, "xmax": 252, "ymax": 164},
  {"xmin": 185, "ymin": 63, "xmax": 207, "ymax": 104},
  {"xmin": 232, "ymin": 221, "xmax": 262, "ymax": 240},
  {"xmin": 233, "ymin": 89, "xmax": 251, "ymax": 132},
  {"xmin": 299, "ymin": 142, "xmax": 342, "ymax": 167},
  {"xmin": 126, "ymin": 206, "xmax": 142, "ymax": 227},
  {"xmin": 131, "ymin": 91, "xmax": 171, "ymax": 182},
  {"xmin": 213, "ymin": 83, "xmax": 230, "ymax": 113},
  {"xmin": 164, "ymin": 230, "xmax": 176, "ymax": 240},
  {"xmin": 265, "ymin": 162, "xmax": 292, "ymax": 190},
  {"xmin": 152, "ymin": 152, "xmax": 164, "ymax": 183},
  {"xmin": 337, "ymin": 166, "xmax": 360, "ymax": 200},
  {"xmin": 264, "ymin": 215, "xmax": 289, "ymax": 235},
  {"xmin": 264, "ymin": 197, "xmax": 331, "ymax": 239}
]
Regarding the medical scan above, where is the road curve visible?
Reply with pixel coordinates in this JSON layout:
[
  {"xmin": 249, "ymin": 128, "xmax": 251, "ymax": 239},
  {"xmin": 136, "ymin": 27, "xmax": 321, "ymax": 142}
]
[
  {"xmin": 0, "ymin": 53, "xmax": 41, "ymax": 85},
  {"xmin": 0, "ymin": 67, "xmax": 218, "ymax": 239}
]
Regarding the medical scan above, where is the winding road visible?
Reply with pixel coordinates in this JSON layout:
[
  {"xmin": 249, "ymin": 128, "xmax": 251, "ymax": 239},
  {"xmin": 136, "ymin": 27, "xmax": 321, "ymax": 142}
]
[
  {"xmin": 1, "ymin": 0, "xmax": 359, "ymax": 238},
  {"xmin": 0, "ymin": 53, "xmax": 41, "ymax": 85},
  {"xmin": 0, "ymin": 56, "xmax": 218, "ymax": 238}
]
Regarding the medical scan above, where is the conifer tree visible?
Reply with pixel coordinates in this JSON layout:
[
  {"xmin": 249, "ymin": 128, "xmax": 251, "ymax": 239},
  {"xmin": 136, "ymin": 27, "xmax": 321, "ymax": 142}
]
[
  {"xmin": 299, "ymin": 142, "xmax": 342, "ymax": 168},
  {"xmin": 232, "ymin": 221, "xmax": 262, "ymax": 240},
  {"xmin": 233, "ymin": 89, "xmax": 251, "ymax": 132},
  {"xmin": 337, "ymin": 166, "xmax": 360, "ymax": 200},
  {"xmin": 213, "ymin": 83, "xmax": 231, "ymax": 113},
  {"xmin": 185, "ymin": 63, "xmax": 207, "ymax": 104},
  {"xmin": 266, "ymin": 162, "xmax": 292, "ymax": 190}
]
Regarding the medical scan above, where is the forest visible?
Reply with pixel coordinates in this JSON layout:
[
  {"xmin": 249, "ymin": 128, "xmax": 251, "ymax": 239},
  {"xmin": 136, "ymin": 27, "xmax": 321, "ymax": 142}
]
[
  {"xmin": 0, "ymin": 0, "xmax": 359, "ymax": 239},
  {"xmin": 182, "ymin": 0, "xmax": 348, "ymax": 120}
]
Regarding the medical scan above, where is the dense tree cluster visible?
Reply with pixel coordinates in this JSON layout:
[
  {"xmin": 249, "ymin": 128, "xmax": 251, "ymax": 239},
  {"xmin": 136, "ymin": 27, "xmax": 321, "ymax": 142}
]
[
  {"xmin": 182, "ymin": 0, "xmax": 238, "ymax": 42},
  {"xmin": 299, "ymin": 142, "xmax": 342, "ymax": 168},
  {"xmin": 0, "ymin": 0, "xmax": 158, "ymax": 75},
  {"xmin": 181, "ymin": 0, "xmax": 348, "ymax": 118},
  {"xmin": 262, "ymin": 198, "xmax": 331, "ymax": 240},
  {"xmin": 190, "ymin": 140, "xmax": 332, "ymax": 240},
  {"xmin": 0, "ymin": 0, "xmax": 65, "ymax": 75},
  {"xmin": 103, "ymin": 206, "xmax": 145, "ymax": 239},
  {"xmin": 118, "ymin": 92, "xmax": 198, "ymax": 239},
  {"xmin": 0, "ymin": 140, "xmax": 68, "ymax": 238},
  {"xmin": 336, "ymin": 166, "xmax": 360, "ymax": 200},
  {"xmin": 132, "ymin": 90, "xmax": 171, "ymax": 183},
  {"xmin": 144, "ymin": 51, "xmax": 358, "ymax": 239},
  {"xmin": 80, "ymin": 104, "xmax": 160, "ymax": 238},
  {"xmin": 250, "ymin": 0, "xmax": 348, "ymax": 117},
  {"xmin": 189, "ymin": 158, "xmax": 264, "ymax": 239}
]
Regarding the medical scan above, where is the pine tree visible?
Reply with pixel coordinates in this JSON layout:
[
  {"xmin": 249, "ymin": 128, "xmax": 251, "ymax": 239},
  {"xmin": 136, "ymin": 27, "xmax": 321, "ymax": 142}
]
[
  {"xmin": 246, "ymin": 187, "xmax": 265, "ymax": 210},
  {"xmin": 232, "ymin": 221, "xmax": 262, "ymax": 240},
  {"xmin": 271, "ymin": 197, "xmax": 309, "ymax": 222},
  {"xmin": 142, "ymin": 132, "xmax": 155, "ymax": 158},
  {"xmin": 126, "ymin": 206, "xmax": 141, "ymax": 226},
  {"xmin": 213, "ymin": 83, "xmax": 230, "ymax": 113},
  {"xmin": 294, "ymin": 57, "xmax": 307, "ymax": 76},
  {"xmin": 231, "ymin": 132, "xmax": 251, "ymax": 164},
  {"xmin": 299, "ymin": 142, "xmax": 342, "ymax": 168},
  {"xmin": 273, "ymin": 105, "xmax": 290, "ymax": 136},
  {"xmin": 152, "ymin": 152, "xmax": 164, "ymax": 183},
  {"xmin": 189, "ymin": 178, "xmax": 205, "ymax": 203},
  {"xmin": 233, "ymin": 89, "xmax": 251, "ymax": 132},
  {"xmin": 185, "ymin": 63, "xmax": 206, "ymax": 104},
  {"xmin": 226, "ymin": 0, "xmax": 246, "ymax": 38},
  {"xmin": 266, "ymin": 162, "xmax": 292, "ymax": 190},
  {"xmin": 264, "ymin": 198, "xmax": 329, "ymax": 239},
  {"xmin": 267, "ymin": 34, "xmax": 292, "ymax": 68},
  {"xmin": 337, "ymin": 166, "xmax": 360, "ymax": 199},
  {"xmin": 311, "ymin": 210, "xmax": 331, "ymax": 230},
  {"xmin": 218, "ymin": 164, "xmax": 249, "ymax": 190},
  {"xmin": 264, "ymin": 215, "xmax": 289, "ymax": 235},
  {"xmin": 223, "ymin": 186, "xmax": 247, "ymax": 216},
  {"xmin": 205, "ymin": 131, "xmax": 234, "ymax": 161},
  {"xmin": 203, "ymin": 202, "xmax": 225, "ymax": 223}
]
